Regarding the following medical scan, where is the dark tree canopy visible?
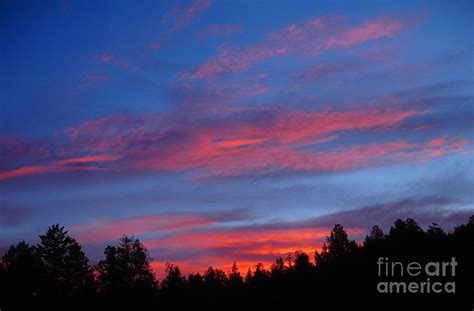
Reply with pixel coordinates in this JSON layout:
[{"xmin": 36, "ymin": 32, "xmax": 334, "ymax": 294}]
[
  {"xmin": 270, "ymin": 257, "xmax": 285, "ymax": 279},
  {"xmin": 294, "ymin": 251, "xmax": 312, "ymax": 274},
  {"xmin": 389, "ymin": 218, "xmax": 424, "ymax": 238},
  {"xmin": 35, "ymin": 224, "xmax": 94, "ymax": 298},
  {"xmin": 161, "ymin": 263, "xmax": 185, "ymax": 291},
  {"xmin": 228, "ymin": 261, "xmax": 243, "ymax": 288},
  {"xmin": 364, "ymin": 225, "xmax": 385, "ymax": 245},
  {"xmin": 0, "ymin": 216, "xmax": 472, "ymax": 311},
  {"xmin": 203, "ymin": 266, "xmax": 228, "ymax": 289},
  {"xmin": 1, "ymin": 241, "xmax": 42, "ymax": 298},
  {"xmin": 315, "ymin": 224, "xmax": 357, "ymax": 265},
  {"xmin": 96, "ymin": 235, "xmax": 157, "ymax": 296}
]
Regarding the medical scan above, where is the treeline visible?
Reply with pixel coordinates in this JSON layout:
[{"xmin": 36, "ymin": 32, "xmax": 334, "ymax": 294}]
[{"xmin": 0, "ymin": 217, "xmax": 473, "ymax": 310}]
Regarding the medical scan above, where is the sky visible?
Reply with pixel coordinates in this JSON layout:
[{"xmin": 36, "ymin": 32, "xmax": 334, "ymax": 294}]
[{"xmin": 1, "ymin": 0, "xmax": 473, "ymax": 277}]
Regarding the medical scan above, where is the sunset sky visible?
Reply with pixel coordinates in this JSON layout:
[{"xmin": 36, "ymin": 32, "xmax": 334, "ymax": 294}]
[{"xmin": 1, "ymin": 0, "xmax": 473, "ymax": 276}]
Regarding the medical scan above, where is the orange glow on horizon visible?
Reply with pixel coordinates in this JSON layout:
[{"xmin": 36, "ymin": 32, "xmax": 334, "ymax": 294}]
[{"xmin": 142, "ymin": 227, "xmax": 365, "ymax": 278}]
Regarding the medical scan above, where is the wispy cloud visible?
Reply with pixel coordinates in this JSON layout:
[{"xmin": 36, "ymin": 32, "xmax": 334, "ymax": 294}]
[
  {"xmin": 197, "ymin": 24, "xmax": 241, "ymax": 39},
  {"xmin": 98, "ymin": 53, "xmax": 113, "ymax": 64},
  {"xmin": 58, "ymin": 154, "xmax": 122, "ymax": 165},
  {"xmin": 162, "ymin": 0, "xmax": 211, "ymax": 31},
  {"xmin": 0, "ymin": 164, "xmax": 103, "ymax": 181},
  {"xmin": 148, "ymin": 41, "xmax": 161, "ymax": 50},
  {"xmin": 0, "ymin": 153, "xmax": 120, "ymax": 180},
  {"xmin": 188, "ymin": 15, "xmax": 407, "ymax": 79},
  {"xmin": 295, "ymin": 60, "xmax": 371, "ymax": 81},
  {"xmin": 74, "ymin": 74, "xmax": 110, "ymax": 90},
  {"xmin": 2, "ymin": 102, "xmax": 469, "ymax": 181}
]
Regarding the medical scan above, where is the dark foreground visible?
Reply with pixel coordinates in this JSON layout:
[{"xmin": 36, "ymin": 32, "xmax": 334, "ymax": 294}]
[{"xmin": 1, "ymin": 216, "xmax": 473, "ymax": 311}]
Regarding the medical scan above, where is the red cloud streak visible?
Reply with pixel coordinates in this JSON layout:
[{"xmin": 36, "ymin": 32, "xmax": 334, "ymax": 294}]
[
  {"xmin": 0, "ymin": 103, "xmax": 468, "ymax": 181},
  {"xmin": 59, "ymin": 154, "xmax": 121, "ymax": 164},
  {"xmin": 0, "ymin": 165, "xmax": 103, "ymax": 180}
]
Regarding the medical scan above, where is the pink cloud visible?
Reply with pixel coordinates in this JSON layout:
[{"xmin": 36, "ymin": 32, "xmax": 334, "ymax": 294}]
[
  {"xmin": 148, "ymin": 41, "xmax": 161, "ymax": 50},
  {"xmin": 414, "ymin": 125, "xmax": 434, "ymax": 132},
  {"xmin": 188, "ymin": 16, "xmax": 406, "ymax": 79},
  {"xmin": 426, "ymin": 137, "xmax": 446, "ymax": 147},
  {"xmin": 421, "ymin": 138, "xmax": 468, "ymax": 158},
  {"xmin": 215, "ymin": 138, "xmax": 269, "ymax": 148},
  {"xmin": 63, "ymin": 114, "xmax": 164, "ymax": 154},
  {"xmin": 0, "ymin": 134, "xmax": 48, "ymax": 165},
  {"xmin": 197, "ymin": 24, "xmax": 241, "ymax": 39},
  {"xmin": 162, "ymin": 0, "xmax": 211, "ymax": 31},
  {"xmin": 58, "ymin": 154, "xmax": 122, "ymax": 164},
  {"xmin": 145, "ymin": 140, "xmax": 416, "ymax": 179},
  {"xmin": 0, "ymin": 103, "xmax": 469, "ymax": 181},
  {"xmin": 123, "ymin": 108, "xmax": 468, "ymax": 179},
  {"xmin": 0, "ymin": 164, "xmax": 102, "ymax": 180},
  {"xmin": 323, "ymin": 19, "xmax": 402, "ymax": 49},
  {"xmin": 0, "ymin": 153, "xmax": 121, "ymax": 180},
  {"xmin": 122, "ymin": 108, "xmax": 442, "ymax": 177},
  {"xmin": 0, "ymin": 165, "xmax": 55, "ymax": 180},
  {"xmin": 99, "ymin": 53, "xmax": 113, "ymax": 63},
  {"xmin": 296, "ymin": 60, "xmax": 371, "ymax": 81}
]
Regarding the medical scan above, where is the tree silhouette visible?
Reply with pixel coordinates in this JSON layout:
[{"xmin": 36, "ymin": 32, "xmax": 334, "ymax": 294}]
[
  {"xmin": 293, "ymin": 251, "xmax": 312, "ymax": 274},
  {"xmin": 96, "ymin": 235, "xmax": 157, "ymax": 297},
  {"xmin": 228, "ymin": 261, "xmax": 243, "ymax": 288},
  {"xmin": 450, "ymin": 215, "xmax": 474, "ymax": 303},
  {"xmin": 248, "ymin": 262, "xmax": 269, "ymax": 289},
  {"xmin": 364, "ymin": 225, "xmax": 385, "ymax": 245},
  {"xmin": 1, "ymin": 241, "xmax": 42, "ymax": 308},
  {"xmin": 1, "ymin": 216, "xmax": 473, "ymax": 310},
  {"xmin": 203, "ymin": 266, "xmax": 228, "ymax": 290},
  {"xmin": 243, "ymin": 268, "xmax": 251, "ymax": 283},
  {"xmin": 270, "ymin": 257, "xmax": 285, "ymax": 280},
  {"xmin": 161, "ymin": 263, "xmax": 185, "ymax": 292},
  {"xmin": 315, "ymin": 224, "xmax": 357, "ymax": 265},
  {"xmin": 427, "ymin": 222, "xmax": 445, "ymax": 237},
  {"xmin": 390, "ymin": 218, "xmax": 424, "ymax": 238},
  {"xmin": 35, "ymin": 224, "xmax": 94, "ymax": 299},
  {"xmin": 187, "ymin": 272, "xmax": 204, "ymax": 290}
]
